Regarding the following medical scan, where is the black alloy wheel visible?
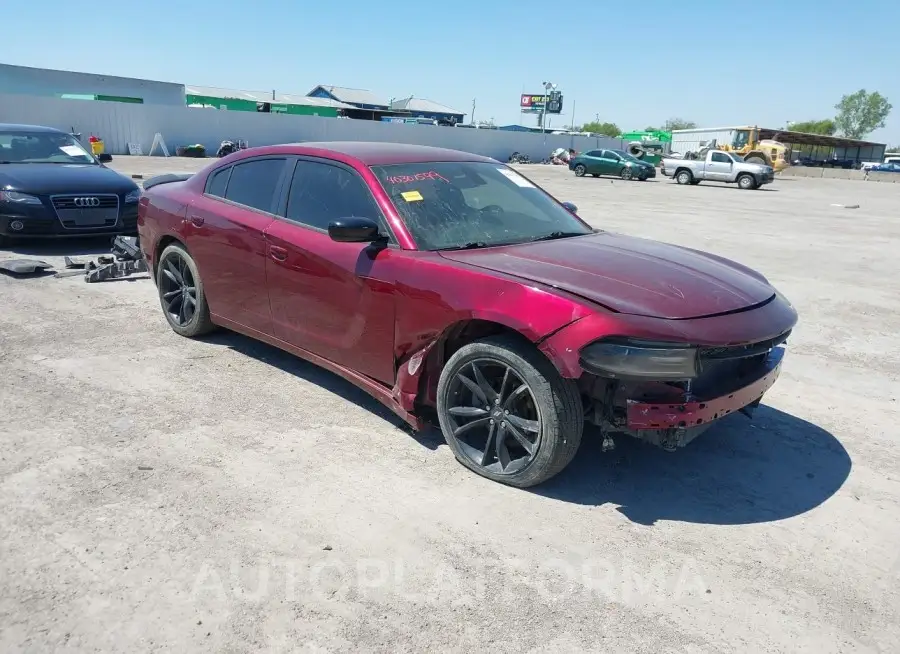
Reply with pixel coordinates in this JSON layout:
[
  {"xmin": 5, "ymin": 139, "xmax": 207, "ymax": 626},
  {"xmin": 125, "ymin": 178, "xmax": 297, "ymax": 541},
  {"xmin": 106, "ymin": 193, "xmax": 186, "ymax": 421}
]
[
  {"xmin": 159, "ymin": 252, "xmax": 196, "ymax": 327},
  {"xmin": 444, "ymin": 358, "xmax": 542, "ymax": 476},
  {"xmin": 436, "ymin": 335, "xmax": 583, "ymax": 488},
  {"xmin": 156, "ymin": 243, "xmax": 215, "ymax": 338}
]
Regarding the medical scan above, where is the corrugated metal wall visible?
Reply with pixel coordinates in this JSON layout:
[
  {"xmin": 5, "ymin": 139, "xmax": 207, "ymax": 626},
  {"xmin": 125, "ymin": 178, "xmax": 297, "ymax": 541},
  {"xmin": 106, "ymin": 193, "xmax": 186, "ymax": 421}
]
[
  {"xmin": 671, "ymin": 129, "xmax": 736, "ymax": 155},
  {"xmin": 0, "ymin": 65, "xmax": 185, "ymax": 106},
  {"xmin": 0, "ymin": 94, "xmax": 623, "ymax": 161}
]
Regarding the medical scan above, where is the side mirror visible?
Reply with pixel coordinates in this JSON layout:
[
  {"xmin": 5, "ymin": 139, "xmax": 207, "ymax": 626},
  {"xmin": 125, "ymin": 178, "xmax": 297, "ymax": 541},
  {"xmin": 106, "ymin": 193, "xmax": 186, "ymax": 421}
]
[
  {"xmin": 561, "ymin": 201, "xmax": 578, "ymax": 214},
  {"xmin": 328, "ymin": 217, "xmax": 385, "ymax": 243}
]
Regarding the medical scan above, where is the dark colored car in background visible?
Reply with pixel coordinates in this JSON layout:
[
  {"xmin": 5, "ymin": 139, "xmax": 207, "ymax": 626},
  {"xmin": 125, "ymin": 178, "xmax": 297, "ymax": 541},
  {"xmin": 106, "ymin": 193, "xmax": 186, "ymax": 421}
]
[
  {"xmin": 138, "ymin": 142, "xmax": 797, "ymax": 488},
  {"xmin": 0, "ymin": 123, "xmax": 141, "ymax": 246},
  {"xmin": 569, "ymin": 148, "xmax": 656, "ymax": 181},
  {"xmin": 869, "ymin": 162, "xmax": 900, "ymax": 173}
]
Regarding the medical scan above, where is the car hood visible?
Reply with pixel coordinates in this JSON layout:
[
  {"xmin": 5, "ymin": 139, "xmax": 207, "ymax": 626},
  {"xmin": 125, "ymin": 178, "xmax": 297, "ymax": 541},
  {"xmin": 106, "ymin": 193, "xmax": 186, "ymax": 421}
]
[
  {"xmin": 0, "ymin": 164, "xmax": 137, "ymax": 194},
  {"xmin": 439, "ymin": 232, "xmax": 775, "ymax": 319}
]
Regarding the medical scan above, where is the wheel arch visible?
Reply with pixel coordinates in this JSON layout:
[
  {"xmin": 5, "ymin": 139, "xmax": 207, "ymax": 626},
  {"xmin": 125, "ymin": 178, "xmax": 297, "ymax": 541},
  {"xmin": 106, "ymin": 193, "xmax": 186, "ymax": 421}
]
[
  {"xmin": 153, "ymin": 234, "xmax": 187, "ymax": 278},
  {"xmin": 407, "ymin": 317, "xmax": 562, "ymax": 412}
]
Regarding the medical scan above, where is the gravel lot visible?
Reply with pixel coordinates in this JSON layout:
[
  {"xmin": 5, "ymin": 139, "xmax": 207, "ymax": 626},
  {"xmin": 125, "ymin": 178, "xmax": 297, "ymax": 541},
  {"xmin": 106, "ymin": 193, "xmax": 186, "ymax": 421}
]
[{"xmin": 1, "ymin": 157, "xmax": 898, "ymax": 653}]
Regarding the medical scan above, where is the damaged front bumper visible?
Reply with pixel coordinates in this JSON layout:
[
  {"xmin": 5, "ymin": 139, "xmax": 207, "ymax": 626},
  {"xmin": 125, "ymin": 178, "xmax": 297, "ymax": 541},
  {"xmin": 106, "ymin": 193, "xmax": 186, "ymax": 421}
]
[{"xmin": 626, "ymin": 346, "xmax": 783, "ymax": 430}]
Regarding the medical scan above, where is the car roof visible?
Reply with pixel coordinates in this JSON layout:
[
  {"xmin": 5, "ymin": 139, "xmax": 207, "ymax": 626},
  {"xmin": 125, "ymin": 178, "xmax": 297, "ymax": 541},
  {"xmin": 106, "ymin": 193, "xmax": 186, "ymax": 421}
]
[
  {"xmin": 0, "ymin": 123, "xmax": 66, "ymax": 134},
  {"xmin": 246, "ymin": 141, "xmax": 498, "ymax": 166}
]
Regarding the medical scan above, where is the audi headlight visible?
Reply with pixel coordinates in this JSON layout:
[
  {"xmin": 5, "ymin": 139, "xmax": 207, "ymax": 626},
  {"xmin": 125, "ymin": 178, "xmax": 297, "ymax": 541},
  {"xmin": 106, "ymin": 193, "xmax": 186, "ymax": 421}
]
[
  {"xmin": 579, "ymin": 339, "xmax": 698, "ymax": 380},
  {"xmin": 0, "ymin": 190, "xmax": 42, "ymax": 205},
  {"xmin": 124, "ymin": 188, "xmax": 142, "ymax": 204}
]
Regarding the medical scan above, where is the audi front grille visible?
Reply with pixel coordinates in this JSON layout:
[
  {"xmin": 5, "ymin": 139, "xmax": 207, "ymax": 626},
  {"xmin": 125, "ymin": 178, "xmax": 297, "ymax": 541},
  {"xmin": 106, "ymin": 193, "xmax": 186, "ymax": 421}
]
[{"xmin": 50, "ymin": 194, "xmax": 120, "ymax": 230}]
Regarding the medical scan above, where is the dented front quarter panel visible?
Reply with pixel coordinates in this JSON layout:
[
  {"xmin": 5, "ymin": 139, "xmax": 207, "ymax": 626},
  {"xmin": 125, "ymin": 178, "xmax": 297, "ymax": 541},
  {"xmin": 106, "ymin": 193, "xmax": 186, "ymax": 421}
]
[{"xmin": 389, "ymin": 252, "xmax": 595, "ymax": 401}]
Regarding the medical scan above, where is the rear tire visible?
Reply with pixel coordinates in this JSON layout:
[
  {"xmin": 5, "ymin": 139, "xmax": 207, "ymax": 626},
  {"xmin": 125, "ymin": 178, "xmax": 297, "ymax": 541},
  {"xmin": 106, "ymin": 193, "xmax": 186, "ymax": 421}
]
[
  {"xmin": 737, "ymin": 173, "xmax": 757, "ymax": 190},
  {"xmin": 573, "ymin": 164, "xmax": 586, "ymax": 177},
  {"xmin": 675, "ymin": 169, "xmax": 693, "ymax": 185},
  {"xmin": 156, "ymin": 243, "xmax": 216, "ymax": 338},
  {"xmin": 436, "ymin": 335, "xmax": 583, "ymax": 488}
]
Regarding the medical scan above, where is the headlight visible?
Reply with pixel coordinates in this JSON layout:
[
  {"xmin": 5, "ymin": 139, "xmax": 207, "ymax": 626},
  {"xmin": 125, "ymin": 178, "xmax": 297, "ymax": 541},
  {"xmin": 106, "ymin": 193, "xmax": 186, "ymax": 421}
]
[
  {"xmin": 0, "ymin": 190, "xmax": 42, "ymax": 205},
  {"xmin": 124, "ymin": 188, "xmax": 142, "ymax": 204},
  {"xmin": 579, "ymin": 338, "xmax": 698, "ymax": 380}
]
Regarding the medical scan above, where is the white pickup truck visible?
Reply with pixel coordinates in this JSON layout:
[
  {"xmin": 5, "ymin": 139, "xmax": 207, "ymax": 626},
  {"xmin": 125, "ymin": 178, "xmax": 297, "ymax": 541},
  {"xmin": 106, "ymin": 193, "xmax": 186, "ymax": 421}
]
[{"xmin": 661, "ymin": 150, "xmax": 775, "ymax": 190}]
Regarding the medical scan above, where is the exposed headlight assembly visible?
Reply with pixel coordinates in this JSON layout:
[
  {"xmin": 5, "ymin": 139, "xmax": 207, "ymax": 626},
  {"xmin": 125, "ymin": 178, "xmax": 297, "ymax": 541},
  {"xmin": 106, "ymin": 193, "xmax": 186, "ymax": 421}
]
[
  {"xmin": 124, "ymin": 188, "xmax": 142, "ymax": 204},
  {"xmin": 579, "ymin": 338, "xmax": 698, "ymax": 380},
  {"xmin": 0, "ymin": 190, "xmax": 42, "ymax": 205}
]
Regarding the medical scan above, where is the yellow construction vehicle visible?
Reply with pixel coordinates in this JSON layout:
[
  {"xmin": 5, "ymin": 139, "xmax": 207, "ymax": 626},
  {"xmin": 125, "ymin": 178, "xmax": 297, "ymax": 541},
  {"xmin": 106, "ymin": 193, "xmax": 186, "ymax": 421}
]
[{"xmin": 723, "ymin": 126, "xmax": 789, "ymax": 172}]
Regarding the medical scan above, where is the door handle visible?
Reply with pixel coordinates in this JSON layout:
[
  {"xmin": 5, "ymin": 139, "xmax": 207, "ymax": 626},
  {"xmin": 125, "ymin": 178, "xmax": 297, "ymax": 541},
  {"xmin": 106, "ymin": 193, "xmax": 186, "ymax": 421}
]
[
  {"xmin": 189, "ymin": 215, "xmax": 204, "ymax": 227},
  {"xmin": 269, "ymin": 245, "xmax": 288, "ymax": 262}
]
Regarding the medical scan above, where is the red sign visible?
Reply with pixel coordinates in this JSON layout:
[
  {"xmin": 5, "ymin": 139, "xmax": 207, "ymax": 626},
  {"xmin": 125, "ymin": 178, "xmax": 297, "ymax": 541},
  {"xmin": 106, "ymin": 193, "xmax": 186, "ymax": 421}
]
[{"xmin": 520, "ymin": 94, "xmax": 548, "ymax": 108}]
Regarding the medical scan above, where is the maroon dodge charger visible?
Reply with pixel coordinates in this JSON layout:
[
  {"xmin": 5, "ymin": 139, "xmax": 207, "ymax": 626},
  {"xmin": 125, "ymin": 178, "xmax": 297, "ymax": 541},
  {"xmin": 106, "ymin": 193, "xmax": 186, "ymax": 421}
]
[{"xmin": 138, "ymin": 142, "xmax": 797, "ymax": 488}]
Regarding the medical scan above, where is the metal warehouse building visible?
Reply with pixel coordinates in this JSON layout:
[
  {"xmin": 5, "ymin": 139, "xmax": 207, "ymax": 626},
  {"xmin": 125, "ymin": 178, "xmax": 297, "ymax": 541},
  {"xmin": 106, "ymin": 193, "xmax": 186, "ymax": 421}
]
[
  {"xmin": 672, "ymin": 125, "xmax": 886, "ymax": 166},
  {"xmin": 0, "ymin": 63, "xmax": 185, "ymax": 105},
  {"xmin": 185, "ymin": 85, "xmax": 355, "ymax": 117}
]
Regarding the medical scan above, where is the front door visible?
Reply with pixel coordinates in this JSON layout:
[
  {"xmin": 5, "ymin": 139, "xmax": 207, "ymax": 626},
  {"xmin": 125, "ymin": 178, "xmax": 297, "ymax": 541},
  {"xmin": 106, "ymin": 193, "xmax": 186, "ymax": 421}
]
[
  {"xmin": 264, "ymin": 158, "xmax": 398, "ymax": 384},
  {"xmin": 184, "ymin": 156, "xmax": 289, "ymax": 335},
  {"xmin": 706, "ymin": 151, "xmax": 734, "ymax": 181},
  {"xmin": 599, "ymin": 150, "xmax": 623, "ymax": 176}
]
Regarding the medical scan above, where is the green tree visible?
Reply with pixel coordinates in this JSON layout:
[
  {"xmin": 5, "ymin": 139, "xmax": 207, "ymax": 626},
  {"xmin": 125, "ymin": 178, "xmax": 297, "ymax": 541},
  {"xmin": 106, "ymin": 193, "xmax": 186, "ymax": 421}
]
[
  {"xmin": 787, "ymin": 119, "xmax": 836, "ymax": 135},
  {"xmin": 645, "ymin": 118, "xmax": 697, "ymax": 131},
  {"xmin": 834, "ymin": 90, "xmax": 892, "ymax": 139},
  {"xmin": 578, "ymin": 121, "xmax": 621, "ymax": 137}
]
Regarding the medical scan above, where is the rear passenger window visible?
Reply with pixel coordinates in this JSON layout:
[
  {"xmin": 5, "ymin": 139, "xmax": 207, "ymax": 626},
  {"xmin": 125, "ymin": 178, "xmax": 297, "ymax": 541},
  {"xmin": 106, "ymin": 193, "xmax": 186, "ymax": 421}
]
[
  {"xmin": 205, "ymin": 167, "xmax": 231, "ymax": 197},
  {"xmin": 585, "ymin": 150, "xmax": 603, "ymax": 157},
  {"xmin": 224, "ymin": 158, "xmax": 286, "ymax": 213}
]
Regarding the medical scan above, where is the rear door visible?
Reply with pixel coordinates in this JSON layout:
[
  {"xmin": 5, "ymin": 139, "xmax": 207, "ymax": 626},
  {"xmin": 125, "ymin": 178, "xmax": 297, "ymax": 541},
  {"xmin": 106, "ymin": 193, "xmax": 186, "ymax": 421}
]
[
  {"xmin": 581, "ymin": 150, "xmax": 605, "ymax": 174},
  {"xmin": 264, "ymin": 158, "xmax": 399, "ymax": 384},
  {"xmin": 184, "ymin": 156, "xmax": 289, "ymax": 335},
  {"xmin": 706, "ymin": 151, "xmax": 734, "ymax": 181}
]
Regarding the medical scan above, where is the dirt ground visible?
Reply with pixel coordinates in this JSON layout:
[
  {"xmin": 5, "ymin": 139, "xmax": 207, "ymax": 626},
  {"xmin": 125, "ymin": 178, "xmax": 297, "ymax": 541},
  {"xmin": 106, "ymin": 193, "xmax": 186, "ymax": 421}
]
[{"xmin": 1, "ymin": 158, "xmax": 898, "ymax": 653}]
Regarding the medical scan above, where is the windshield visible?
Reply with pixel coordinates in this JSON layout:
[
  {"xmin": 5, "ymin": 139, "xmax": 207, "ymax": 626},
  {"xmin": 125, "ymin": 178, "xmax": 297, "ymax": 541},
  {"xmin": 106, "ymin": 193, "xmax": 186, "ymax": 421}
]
[
  {"xmin": 731, "ymin": 131, "xmax": 751, "ymax": 149},
  {"xmin": 611, "ymin": 149, "xmax": 642, "ymax": 163},
  {"xmin": 370, "ymin": 161, "xmax": 593, "ymax": 250},
  {"xmin": 0, "ymin": 130, "xmax": 97, "ymax": 164}
]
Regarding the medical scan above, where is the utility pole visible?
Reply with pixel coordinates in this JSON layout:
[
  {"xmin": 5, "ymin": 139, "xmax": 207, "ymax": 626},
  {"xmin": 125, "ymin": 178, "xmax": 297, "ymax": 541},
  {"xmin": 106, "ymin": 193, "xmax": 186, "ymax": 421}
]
[
  {"xmin": 471, "ymin": 98, "xmax": 476, "ymax": 125},
  {"xmin": 570, "ymin": 99, "xmax": 576, "ymax": 130}
]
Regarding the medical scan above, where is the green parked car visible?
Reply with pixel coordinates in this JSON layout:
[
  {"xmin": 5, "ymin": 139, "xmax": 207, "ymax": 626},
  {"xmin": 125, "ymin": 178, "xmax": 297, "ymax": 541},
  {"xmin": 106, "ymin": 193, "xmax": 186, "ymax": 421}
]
[{"xmin": 568, "ymin": 148, "xmax": 656, "ymax": 181}]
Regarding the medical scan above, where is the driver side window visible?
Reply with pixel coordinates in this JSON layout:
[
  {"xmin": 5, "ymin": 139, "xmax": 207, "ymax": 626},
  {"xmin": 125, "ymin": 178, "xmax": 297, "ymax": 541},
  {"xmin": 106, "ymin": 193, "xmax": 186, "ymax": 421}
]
[
  {"xmin": 711, "ymin": 152, "xmax": 731, "ymax": 163},
  {"xmin": 285, "ymin": 160, "xmax": 393, "ymax": 240},
  {"xmin": 603, "ymin": 150, "xmax": 620, "ymax": 160}
]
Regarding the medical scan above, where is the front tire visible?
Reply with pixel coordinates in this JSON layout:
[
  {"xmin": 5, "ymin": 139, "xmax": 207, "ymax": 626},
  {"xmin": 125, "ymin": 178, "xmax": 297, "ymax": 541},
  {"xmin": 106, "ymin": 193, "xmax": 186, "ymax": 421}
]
[
  {"xmin": 573, "ymin": 164, "xmax": 586, "ymax": 177},
  {"xmin": 737, "ymin": 173, "xmax": 757, "ymax": 190},
  {"xmin": 436, "ymin": 335, "xmax": 583, "ymax": 488},
  {"xmin": 620, "ymin": 167, "xmax": 633, "ymax": 181},
  {"xmin": 156, "ymin": 243, "xmax": 216, "ymax": 338}
]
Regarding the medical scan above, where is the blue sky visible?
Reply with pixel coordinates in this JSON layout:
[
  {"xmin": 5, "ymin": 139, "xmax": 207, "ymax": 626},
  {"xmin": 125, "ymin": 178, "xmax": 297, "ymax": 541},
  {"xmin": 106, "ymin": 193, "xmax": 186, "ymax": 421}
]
[{"xmin": 6, "ymin": 0, "xmax": 899, "ymax": 144}]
